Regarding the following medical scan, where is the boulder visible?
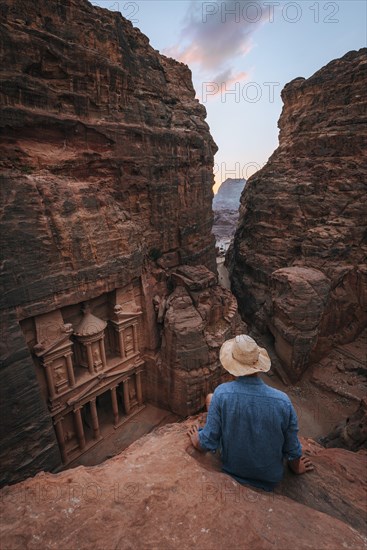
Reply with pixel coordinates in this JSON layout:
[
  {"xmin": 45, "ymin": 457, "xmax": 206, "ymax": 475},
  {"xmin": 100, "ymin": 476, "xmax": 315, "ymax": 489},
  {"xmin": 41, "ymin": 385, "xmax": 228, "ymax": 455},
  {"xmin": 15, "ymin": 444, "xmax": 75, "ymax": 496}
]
[{"xmin": 320, "ymin": 398, "xmax": 367, "ymax": 452}]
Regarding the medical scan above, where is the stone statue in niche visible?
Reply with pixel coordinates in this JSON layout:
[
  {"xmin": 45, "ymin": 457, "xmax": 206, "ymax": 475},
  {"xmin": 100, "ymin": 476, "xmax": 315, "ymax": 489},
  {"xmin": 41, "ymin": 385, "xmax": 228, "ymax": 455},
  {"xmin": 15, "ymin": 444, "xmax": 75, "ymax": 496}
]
[
  {"xmin": 63, "ymin": 323, "xmax": 73, "ymax": 335},
  {"xmin": 93, "ymin": 348, "xmax": 101, "ymax": 367},
  {"xmin": 64, "ymin": 430, "xmax": 73, "ymax": 442},
  {"xmin": 34, "ymin": 342, "xmax": 45, "ymax": 355},
  {"xmin": 55, "ymin": 368, "xmax": 63, "ymax": 383},
  {"xmin": 114, "ymin": 304, "xmax": 123, "ymax": 316},
  {"xmin": 129, "ymin": 380, "xmax": 137, "ymax": 402}
]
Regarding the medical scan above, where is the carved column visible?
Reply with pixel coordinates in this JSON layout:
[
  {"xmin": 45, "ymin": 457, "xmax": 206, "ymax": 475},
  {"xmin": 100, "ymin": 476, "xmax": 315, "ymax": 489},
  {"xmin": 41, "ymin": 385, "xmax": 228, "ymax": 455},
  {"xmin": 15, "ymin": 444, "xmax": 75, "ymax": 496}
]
[
  {"xmin": 90, "ymin": 398, "xmax": 100, "ymax": 439},
  {"xmin": 74, "ymin": 407, "xmax": 86, "ymax": 450},
  {"xmin": 132, "ymin": 324, "xmax": 138, "ymax": 353},
  {"xmin": 111, "ymin": 386, "xmax": 119, "ymax": 426},
  {"xmin": 99, "ymin": 338, "xmax": 107, "ymax": 369},
  {"xmin": 123, "ymin": 378, "xmax": 130, "ymax": 415},
  {"xmin": 66, "ymin": 353, "xmax": 76, "ymax": 387},
  {"xmin": 118, "ymin": 331, "xmax": 125, "ymax": 359},
  {"xmin": 54, "ymin": 418, "xmax": 68, "ymax": 463},
  {"xmin": 44, "ymin": 362, "xmax": 56, "ymax": 399},
  {"xmin": 86, "ymin": 343, "xmax": 94, "ymax": 375},
  {"xmin": 135, "ymin": 370, "xmax": 143, "ymax": 406}
]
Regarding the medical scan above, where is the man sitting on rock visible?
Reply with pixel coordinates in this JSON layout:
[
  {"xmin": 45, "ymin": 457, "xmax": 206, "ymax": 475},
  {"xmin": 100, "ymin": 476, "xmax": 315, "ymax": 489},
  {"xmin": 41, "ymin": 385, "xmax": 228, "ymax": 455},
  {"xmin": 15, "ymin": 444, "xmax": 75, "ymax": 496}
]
[{"xmin": 187, "ymin": 334, "xmax": 313, "ymax": 491}]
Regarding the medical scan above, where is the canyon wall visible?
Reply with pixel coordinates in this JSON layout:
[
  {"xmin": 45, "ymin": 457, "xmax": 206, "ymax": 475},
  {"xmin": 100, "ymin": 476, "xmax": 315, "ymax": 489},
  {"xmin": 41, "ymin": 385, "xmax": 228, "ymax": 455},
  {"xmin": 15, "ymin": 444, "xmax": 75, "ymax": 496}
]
[
  {"xmin": 228, "ymin": 49, "xmax": 367, "ymax": 381},
  {"xmin": 0, "ymin": 0, "xmax": 242, "ymax": 486}
]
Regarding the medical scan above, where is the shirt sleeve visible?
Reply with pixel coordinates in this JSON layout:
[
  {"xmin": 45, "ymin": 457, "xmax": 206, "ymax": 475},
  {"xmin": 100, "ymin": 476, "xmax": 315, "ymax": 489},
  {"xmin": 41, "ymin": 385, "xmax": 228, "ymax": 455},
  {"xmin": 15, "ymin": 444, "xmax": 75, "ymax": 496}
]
[
  {"xmin": 198, "ymin": 391, "xmax": 222, "ymax": 452},
  {"xmin": 282, "ymin": 400, "xmax": 302, "ymax": 460}
]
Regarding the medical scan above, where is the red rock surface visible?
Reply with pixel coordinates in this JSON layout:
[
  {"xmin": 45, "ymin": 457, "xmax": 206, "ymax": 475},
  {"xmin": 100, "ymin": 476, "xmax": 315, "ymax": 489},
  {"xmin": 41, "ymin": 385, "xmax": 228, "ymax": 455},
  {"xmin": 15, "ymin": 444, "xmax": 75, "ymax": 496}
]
[
  {"xmin": 320, "ymin": 397, "xmax": 367, "ymax": 452},
  {"xmin": 311, "ymin": 328, "xmax": 367, "ymax": 404},
  {"xmin": 0, "ymin": 421, "xmax": 366, "ymax": 550},
  {"xmin": 228, "ymin": 49, "xmax": 367, "ymax": 381},
  {"xmin": 148, "ymin": 266, "xmax": 246, "ymax": 416},
  {"xmin": 0, "ymin": 0, "xmax": 244, "ymax": 486},
  {"xmin": 277, "ymin": 437, "xmax": 367, "ymax": 535}
]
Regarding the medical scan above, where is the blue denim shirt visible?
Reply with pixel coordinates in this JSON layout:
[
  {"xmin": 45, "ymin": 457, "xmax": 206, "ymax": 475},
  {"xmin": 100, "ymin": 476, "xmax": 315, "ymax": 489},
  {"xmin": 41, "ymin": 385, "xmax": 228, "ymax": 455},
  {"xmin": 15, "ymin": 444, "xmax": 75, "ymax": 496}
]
[{"xmin": 198, "ymin": 376, "xmax": 302, "ymax": 491}]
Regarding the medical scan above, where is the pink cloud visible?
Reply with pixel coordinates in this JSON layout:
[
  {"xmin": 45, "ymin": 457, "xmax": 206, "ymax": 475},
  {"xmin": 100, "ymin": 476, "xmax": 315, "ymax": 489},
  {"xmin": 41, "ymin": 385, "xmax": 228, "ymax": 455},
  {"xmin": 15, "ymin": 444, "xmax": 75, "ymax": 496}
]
[{"xmin": 164, "ymin": 1, "xmax": 266, "ymax": 88}]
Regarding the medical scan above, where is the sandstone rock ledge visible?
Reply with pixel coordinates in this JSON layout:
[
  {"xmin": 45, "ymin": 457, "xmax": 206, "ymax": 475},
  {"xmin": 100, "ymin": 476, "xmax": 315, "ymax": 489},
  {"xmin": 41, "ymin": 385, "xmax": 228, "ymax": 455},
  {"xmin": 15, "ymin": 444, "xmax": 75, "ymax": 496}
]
[{"xmin": 1, "ymin": 421, "xmax": 366, "ymax": 550}]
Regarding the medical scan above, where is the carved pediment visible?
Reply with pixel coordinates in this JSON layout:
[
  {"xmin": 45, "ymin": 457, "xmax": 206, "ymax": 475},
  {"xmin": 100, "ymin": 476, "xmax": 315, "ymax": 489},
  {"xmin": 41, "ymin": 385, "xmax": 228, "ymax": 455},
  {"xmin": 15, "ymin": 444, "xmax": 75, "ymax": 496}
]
[
  {"xmin": 113, "ymin": 304, "xmax": 142, "ymax": 322},
  {"xmin": 34, "ymin": 311, "xmax": 73, "ymax": 357}
]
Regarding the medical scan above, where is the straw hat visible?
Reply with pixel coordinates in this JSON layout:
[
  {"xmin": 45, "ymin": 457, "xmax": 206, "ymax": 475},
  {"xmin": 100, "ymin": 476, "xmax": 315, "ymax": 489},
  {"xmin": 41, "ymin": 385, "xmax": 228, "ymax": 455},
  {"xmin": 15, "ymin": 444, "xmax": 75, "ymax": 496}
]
[{"xmin": 220, "ymin": 334, "xmax": 271, "ymax": 376}]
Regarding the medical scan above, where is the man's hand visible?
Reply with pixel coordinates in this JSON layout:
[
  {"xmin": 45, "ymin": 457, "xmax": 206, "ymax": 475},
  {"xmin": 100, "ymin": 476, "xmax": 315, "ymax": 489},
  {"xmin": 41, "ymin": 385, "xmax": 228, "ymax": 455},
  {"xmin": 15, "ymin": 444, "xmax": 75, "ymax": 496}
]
[
  {"xmin": 288, "ymin": 455, "xmax": 314, "ymax": 475},
  {"xmin": 187, "ymin": 425, "xmax": 203, "ymax": 452}
]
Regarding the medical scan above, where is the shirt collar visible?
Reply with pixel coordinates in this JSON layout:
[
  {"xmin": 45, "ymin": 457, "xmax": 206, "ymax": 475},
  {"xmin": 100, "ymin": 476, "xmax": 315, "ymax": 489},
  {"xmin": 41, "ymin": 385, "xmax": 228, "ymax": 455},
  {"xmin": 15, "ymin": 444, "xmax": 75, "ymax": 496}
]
[{"xmin": 236, "ymin": 376, "xmax": 265, "ymax": 385}]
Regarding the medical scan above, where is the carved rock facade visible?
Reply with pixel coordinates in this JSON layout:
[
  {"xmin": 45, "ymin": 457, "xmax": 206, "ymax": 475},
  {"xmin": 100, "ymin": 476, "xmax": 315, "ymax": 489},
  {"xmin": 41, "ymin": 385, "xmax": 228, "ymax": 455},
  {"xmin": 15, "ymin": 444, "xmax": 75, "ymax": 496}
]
[
  {"xmin": 228, "ymin": 49, "xmax": 367, "ymax": 381},
  {"xmin": 20, "ymin": 285, "xmax": 145, "ymax": 467},
  {"xmin": 0, "ymin": 0, "xmax": 242, "ymax": 485}
]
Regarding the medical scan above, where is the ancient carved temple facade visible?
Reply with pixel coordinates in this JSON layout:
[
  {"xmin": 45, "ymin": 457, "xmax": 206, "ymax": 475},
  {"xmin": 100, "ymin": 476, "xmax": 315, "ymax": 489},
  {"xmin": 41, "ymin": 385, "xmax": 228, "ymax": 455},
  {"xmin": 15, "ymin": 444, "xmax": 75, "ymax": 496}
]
[{"xmin": 20, "ymin": 282, "xmax": 144, "ymax": 465}]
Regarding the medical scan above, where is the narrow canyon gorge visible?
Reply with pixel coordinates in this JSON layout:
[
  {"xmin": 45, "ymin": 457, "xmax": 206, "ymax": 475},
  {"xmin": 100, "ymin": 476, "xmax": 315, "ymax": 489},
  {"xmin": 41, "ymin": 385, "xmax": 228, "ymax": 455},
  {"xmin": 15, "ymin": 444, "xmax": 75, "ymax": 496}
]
[{"xmin": 0, "ymin": 1, "xmax": 366, "ymax": 548}]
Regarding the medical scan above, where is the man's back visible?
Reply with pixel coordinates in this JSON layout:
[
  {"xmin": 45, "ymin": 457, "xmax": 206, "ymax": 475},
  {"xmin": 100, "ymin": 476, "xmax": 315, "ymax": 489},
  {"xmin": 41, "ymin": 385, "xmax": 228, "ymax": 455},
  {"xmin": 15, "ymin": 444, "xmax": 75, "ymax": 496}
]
[{"xmin": 198, "ymin": 376, "xmax": 302, "ymax": 491}]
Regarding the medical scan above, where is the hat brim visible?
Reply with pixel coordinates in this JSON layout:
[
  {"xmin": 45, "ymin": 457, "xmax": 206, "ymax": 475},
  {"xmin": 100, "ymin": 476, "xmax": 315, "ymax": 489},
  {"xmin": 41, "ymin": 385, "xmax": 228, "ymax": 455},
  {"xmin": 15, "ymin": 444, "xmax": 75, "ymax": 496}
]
[{"xmin": 220, "ymin": 338, "xmax": 271, "ymax": 376}]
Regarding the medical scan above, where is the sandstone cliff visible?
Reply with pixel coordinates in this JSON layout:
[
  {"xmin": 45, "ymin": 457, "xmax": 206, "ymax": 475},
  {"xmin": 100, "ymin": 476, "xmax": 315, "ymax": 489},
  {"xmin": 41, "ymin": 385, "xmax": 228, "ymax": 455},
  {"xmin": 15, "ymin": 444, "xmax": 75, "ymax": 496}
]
[
  {"xmin": 0, "ymin": 420, "xmax": 366, "ymax": 549},
  {"xmin": 213, "ymin": 178, "xmax": 246, "ymax": 254},
  {"xmin": 0, "ymin": 0, "xmax": 243, "ymax": 486},
  {"xmin": 213, "ymin": 178, "xmax": 245, "ymax": 210},
  {"xmin": 228, "ymin": 49, "xmax": 367, "ymax": 381}
]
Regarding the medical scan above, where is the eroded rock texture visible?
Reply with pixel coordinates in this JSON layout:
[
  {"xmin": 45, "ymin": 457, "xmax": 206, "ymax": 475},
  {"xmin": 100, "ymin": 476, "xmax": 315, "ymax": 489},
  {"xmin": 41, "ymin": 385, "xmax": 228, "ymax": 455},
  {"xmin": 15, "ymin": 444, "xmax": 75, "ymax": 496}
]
[
  {"xmin": 228, "ymin": 49, "xmax": 367, "ymax": 381},
  {"xmin": 320, "ymin": 398, "xmax": 367, "ymax": 452},
  {"xmin": 0, "ymin": 421, "xmax": 366, "ymax": 550},
  {"xmin": 158, "ymin": 266, "xmax": 243, "ymax": 415},
  {"xmin": 311, "ymin": 328, "xmax": 367, "ymax": 403},
  {"xmin": 0, "ymin": 0, "xmax": 242, "ymax": 485}
]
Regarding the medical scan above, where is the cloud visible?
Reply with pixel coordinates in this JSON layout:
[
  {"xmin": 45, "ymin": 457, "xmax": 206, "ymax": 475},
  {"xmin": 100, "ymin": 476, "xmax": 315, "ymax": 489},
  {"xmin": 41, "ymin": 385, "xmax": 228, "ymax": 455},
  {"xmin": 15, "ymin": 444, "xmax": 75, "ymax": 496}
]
[
  {"xmin": 164, "ymin": 0, "xmax": 266, "ymax": 91},
  {"xmin": 202, "ymin": 70, "xmax": 249, "ymax": 99}
]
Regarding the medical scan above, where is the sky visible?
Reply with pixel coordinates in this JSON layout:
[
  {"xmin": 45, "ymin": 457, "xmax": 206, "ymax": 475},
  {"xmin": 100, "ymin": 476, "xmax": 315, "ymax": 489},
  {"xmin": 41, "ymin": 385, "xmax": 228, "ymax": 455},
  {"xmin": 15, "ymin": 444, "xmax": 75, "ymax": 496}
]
[{"xmin": 91, "ymin": 1, "xmax": 366, "ymax": 191}]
